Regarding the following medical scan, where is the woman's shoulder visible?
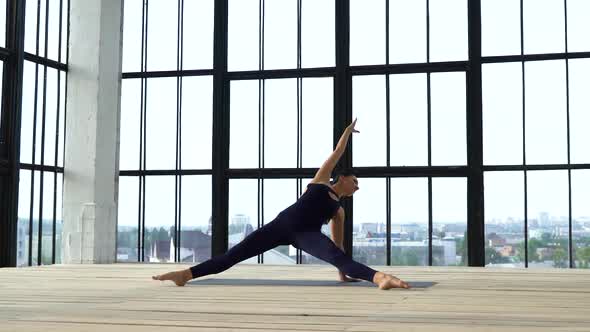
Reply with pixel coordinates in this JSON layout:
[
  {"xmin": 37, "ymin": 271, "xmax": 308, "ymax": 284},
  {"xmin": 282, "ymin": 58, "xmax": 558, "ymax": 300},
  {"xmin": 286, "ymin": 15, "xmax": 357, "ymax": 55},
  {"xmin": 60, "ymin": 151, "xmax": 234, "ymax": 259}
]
[{"xmin": 307, "ymin": 182, "xmax": 332, "ymax": 189}]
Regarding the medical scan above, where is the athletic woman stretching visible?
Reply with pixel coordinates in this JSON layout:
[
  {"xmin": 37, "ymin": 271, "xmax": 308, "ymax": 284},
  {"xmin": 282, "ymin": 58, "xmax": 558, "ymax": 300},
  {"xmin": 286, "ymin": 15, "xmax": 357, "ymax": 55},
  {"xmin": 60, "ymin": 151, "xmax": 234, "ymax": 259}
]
[{"xmin": 153, "ymin": 119, "xmax": 410, "ymax": 290}]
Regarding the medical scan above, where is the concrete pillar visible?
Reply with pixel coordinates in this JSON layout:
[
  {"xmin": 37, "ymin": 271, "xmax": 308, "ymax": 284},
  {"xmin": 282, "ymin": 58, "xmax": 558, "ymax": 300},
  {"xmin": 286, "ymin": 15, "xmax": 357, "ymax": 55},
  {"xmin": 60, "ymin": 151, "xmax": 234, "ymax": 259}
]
[{"xmin": 62, "ymin": 0, "xmax": 123, "ymax": 263}]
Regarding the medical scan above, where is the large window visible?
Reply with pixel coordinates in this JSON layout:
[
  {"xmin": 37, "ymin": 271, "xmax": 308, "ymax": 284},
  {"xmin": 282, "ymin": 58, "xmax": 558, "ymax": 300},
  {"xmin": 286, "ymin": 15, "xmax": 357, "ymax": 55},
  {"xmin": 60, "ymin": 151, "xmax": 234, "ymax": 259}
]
[
  {"xmin": 229, "ymin": 77, "xmax": 333, "ymax": 169},
  {"xmin": 350, "ymin": 0, "xmax": 467, "ymax": 66},
  {"xmin": 118, "ymin": 0, "xmax": 214, "ymax": 263},
  {"xmin": 14, "ymin": 0, "xmax": 69, "ymax": 267},
  {"xmin": 228, "ymin": 0, "xmax": 335, "ymax": 71},
  {"xmin": 348, "ymin": 0, "xmax": 469, "ymax": 266},
  {"xmin": 118, "ymin": 0, "xmax": 590, "ymax": 269},
  {"xmin": 228, "ymin": 178, "xmax": 332, "ymax": 265},
  {"xmin": 482, "ymin": 0, "xmax": 590, "ymax": 268},
  {"xmin": 227, "ymin": 0, "xmax": 335, "ymax": 264},
  {"xmin": 352, "ymin": 177, "xmax": 467, "ymax": 267}
]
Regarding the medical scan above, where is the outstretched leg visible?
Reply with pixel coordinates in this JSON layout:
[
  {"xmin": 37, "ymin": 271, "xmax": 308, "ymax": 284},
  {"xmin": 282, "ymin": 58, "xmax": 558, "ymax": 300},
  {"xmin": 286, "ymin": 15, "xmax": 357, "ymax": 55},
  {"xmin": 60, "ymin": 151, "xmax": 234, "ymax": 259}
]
[
  {"xmin": 292, "ymin": 231, "xmax": 377, "ymax": 282},
  {"xmin": 292, "ymin": 231, "xmax": 410, "ymax": 289},
  {"xmin": 189, "ymin": 220, "xmax": 290, "ymax": 279},
  {"xmin": 153, "ymin": 218, "xmax": 290, "ymax": 286}
]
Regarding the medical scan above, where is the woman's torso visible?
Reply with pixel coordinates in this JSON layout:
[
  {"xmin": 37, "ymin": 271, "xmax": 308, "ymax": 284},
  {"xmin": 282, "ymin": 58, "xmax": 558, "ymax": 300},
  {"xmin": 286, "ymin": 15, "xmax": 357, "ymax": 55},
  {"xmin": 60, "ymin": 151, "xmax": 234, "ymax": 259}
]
[{"xmin": 279, "ymin": 183, "xmax": 341, "ymax": 227}]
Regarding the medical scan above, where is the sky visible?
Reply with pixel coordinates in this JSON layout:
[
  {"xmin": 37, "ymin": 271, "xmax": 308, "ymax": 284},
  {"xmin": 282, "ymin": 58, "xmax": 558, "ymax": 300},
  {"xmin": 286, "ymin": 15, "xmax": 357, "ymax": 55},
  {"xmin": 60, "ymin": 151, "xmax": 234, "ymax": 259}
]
[{"xmin": 11, "ymin": 0, "xmax": 590, "ymax": 232}]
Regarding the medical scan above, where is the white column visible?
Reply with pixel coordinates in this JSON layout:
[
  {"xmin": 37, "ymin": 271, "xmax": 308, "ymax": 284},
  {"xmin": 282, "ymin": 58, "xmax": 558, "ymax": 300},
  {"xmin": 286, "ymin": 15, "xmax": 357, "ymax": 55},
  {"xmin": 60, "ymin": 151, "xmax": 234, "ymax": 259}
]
[{"xmin": 62, "ymin": 0, "xmax": 123, "ymax": 264}]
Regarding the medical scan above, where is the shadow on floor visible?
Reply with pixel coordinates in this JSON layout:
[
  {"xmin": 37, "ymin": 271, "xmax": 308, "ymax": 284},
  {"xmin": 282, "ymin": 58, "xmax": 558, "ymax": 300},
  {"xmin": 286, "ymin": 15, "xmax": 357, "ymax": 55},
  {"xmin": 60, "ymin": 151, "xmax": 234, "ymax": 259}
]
[{"xmin": 188, "ymin": 278, "xmax": 437, "ymax": 288}]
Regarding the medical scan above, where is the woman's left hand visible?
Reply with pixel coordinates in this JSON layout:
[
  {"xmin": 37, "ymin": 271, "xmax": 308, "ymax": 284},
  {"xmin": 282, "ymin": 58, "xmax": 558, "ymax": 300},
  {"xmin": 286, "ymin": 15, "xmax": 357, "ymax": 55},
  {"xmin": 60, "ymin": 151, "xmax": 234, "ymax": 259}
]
[{"xmin": 345, "ymin": 118, "xmax": 360, "ymax": 134}]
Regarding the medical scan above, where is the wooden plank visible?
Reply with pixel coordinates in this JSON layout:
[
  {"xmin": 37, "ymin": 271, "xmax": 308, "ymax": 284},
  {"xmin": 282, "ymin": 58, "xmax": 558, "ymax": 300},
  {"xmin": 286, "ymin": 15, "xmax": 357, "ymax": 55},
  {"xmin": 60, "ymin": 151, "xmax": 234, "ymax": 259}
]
[{"xmin": 1, "ymin": 264, "xmax": 590, "ymax": 331}]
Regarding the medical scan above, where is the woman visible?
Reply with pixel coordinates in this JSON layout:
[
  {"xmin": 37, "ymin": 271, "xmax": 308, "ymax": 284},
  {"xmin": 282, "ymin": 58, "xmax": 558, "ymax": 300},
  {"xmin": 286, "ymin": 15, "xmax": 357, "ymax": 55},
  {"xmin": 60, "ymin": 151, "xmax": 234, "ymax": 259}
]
[{"xmin": 153, "ymin": 119, "xmax": 410, "ymax": 290}]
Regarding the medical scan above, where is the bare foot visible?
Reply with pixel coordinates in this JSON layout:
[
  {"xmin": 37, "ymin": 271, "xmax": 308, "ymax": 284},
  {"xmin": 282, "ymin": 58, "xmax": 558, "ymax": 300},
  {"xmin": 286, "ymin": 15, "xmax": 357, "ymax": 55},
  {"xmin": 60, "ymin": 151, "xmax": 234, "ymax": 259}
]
[
  {"xmin": 373, "ymin": 272, "xmax": 410, "ymax": 290},
  {"xmin": 152, "ymin": 269, "xmax": 192, "ymax": 287}
]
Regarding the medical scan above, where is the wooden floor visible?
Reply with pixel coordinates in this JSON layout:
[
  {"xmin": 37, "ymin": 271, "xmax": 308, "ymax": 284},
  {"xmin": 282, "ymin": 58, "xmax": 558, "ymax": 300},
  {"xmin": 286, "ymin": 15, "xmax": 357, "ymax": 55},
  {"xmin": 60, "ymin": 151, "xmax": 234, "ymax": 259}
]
[{"xmin": 1, "ymin": 264, "xmax": 590, "ymax": 331}]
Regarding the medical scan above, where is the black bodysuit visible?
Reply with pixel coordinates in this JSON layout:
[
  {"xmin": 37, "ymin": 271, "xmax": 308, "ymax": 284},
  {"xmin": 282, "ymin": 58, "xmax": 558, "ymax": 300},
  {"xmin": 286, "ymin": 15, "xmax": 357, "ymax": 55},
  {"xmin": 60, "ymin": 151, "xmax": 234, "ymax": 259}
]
[{"xmin": 189, "ymin": 183, "xmax": 377, "ymax": 282}]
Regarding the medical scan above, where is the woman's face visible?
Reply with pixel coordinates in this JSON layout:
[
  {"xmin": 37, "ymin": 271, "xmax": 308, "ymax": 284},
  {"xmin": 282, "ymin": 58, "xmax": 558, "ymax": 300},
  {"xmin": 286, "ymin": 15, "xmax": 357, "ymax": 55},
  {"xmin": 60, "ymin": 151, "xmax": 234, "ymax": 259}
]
[{"xmin": 342, "ymin": 176, "xmax": 359, "ymax": 196}]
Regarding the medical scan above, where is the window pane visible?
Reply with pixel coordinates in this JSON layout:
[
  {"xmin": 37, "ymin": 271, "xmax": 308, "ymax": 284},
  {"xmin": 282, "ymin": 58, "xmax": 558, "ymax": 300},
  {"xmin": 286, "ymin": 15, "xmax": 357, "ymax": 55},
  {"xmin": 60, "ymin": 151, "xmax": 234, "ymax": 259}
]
[
  {"xmin": 429, "ymin": 0, "xmax": 468, "ymax": 62},
  {"xmin": 481, "ymin": 0, "xmax": 521, "ymax": 56},
  {"xmin": 527, "ymin": 170, "xmax": 569, "ymax": 268},
  {"xmin": 229, "ymin": 80, "xmax": 259, "ymax": 168},
  {"xmin": 20, "ymin": 62, "xmax": 35, "ymax": 164},
  {"xmin": 265, "ymin": 78, "xmax": 297, "ymax": 168},
  {"xmin": 144, "ymin": 176, "xmax": 175, "ymax": 262},
  {"xmin": 569, "ymin": 59, "xmax": 590, "ymax": 164},
  {"xmin": 31, "ymin": 170, "xmax": 40, "ymax": 265},
  {"xmin": 34, "ymin": 66, "xmax": 44, "ymax": 164},
  {"xmin": 38, "ymin": 0, "xmax": 46, "ymax": 57},
  {"xmin": 350, "ymin": 0, "xmax": 385, "ymax": 66},
  {"xmin": 229, "ymin": 179, "xmax": 258, "ymax": 257},
  {"xmin": 525, "ymin": 60, "xmax": 567, "ymax": 164},
  {"xmin": 55, "ymin": 173, "xmax": 63, "ymax": 264},
  {"xmin": 117, "ymin": 176, "xmax": 139, "ymax": 263},
  {"xmin": 146, "ymin": 78, "xmax": 176, "ymax": 170},
  {"xmin": 122, "ymin": 0, "xmax": 143, "ymax": 72},
  {"xmin": 391, "ymin": 178, "xmax": 429, "ymax": 266},
  {"xmin": 181, "ymin": 76, "xmax": 213, "ymax": 170},
  {"xmin": 60, "ymin": 0, "xmax": 67, "ymax": 62},
  {"xmin": 571, "ymin": 170, "xmax": 590, "ymax": 269},
  {"xmin": 147, "ymin": 0, "xmax": 178, "ymax": 71},
  {"xmin": 180, "ymin": 175, "xmax": 212, "ymax": 263},
  {"xmin": 389, "ymin": 0, "xmax": 426, "ymax": 64},
  {"xmin": 0, "ymin": 61, "xmax": 3, "ymax": 129},
  {"xmin": 263, "ymin": 179, "xmax": 296, "ymax": 264},
  {"xmin": 43, "ymin": 68, "xmax": 58, "ymax": 167},
  {"xmin": 431, "ymin": 72, "xmax": 466, "ymax": 166},
  {"xmin": 24, "ymin": 0, "xmax": 47, "ymax": 56},
  {"xmin": 301, "ymin": 0, "xmax": 334, "ymax": 68},
  {"xmin": 17, "ymin": 170, "xmax": 32, "ymax": 267},
  {"xmin": 0, "ymin": 0, "xmax": 5, "ymax": 47},
  {"xmin": 523, "ymin": 0, "xmax": 565, "ymax": 54},
  {"xmin": 120, "ymin": 79, "xmax": 141, "ymax": 170},
  {"xmin": 484, "ymin": 171, "xmax": 525, "ymax": 267},
  {"xmin": 352, "ymin": 75, "xmax": 386, "ymax": 167},
  {"xmin": 567, "ymin": 0, "xmax": 590, "ymax": 52},
  {"xmin": 41, "ymin": 172, "xmax": 54, "ymax": 265},
  {"xmin": 264, "ymin": 0, "xmax": 297, "ymax": 70},
  {"xmin": 24, "ymin": 0, "xmax": 38, "ymax": 54},
  {"xmin": 483, "ymin": 62, "xmax": 523, "ymax": 165},
  {"xmin": 302, "ymin": 77, "xmax": 333, "ymax": 168},
  {"xmin": 353, "ymin": 178, "xmax": 386, "ymax": 266},
  {"xmin": 47, "ymin": 0, "xmax": 60, "ymax": 61},
  {"xmin": 57, "ymin": 70, "xmax": 65, "ymax": 167},
  {"xmin": 432, "ymin": 177, "xmax": 467, "ymax": 266},
  {"xmin": 182, "ymin": 0, "xmax": 214, "ymax": 70},
  {"xmin": 228, "ymin": 0, "xmax": 259, "ymax": 71},
  {"xmin": 390, "ymin": 74, "xmax": 428, "ymax": 166}
]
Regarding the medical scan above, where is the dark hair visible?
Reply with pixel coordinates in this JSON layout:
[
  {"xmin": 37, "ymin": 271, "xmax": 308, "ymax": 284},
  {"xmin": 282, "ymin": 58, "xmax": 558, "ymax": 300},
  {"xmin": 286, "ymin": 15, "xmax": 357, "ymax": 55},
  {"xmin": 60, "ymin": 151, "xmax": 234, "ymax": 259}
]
[{"xmin": 330, "ymin": 168, "xmax": 354, "ymax": 184}]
